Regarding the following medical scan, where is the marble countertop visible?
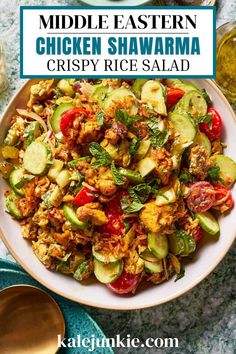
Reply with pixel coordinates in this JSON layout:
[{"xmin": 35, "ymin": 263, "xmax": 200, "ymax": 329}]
[{"xmin": 0, "ymin": 1, "xmax": 235, "ymax": 353}]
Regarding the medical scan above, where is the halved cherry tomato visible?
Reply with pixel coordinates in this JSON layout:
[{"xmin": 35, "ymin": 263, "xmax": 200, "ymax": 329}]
[
  {"xmin": 166, "ymin": 87, "xmax": 185, "ymax": 108},
  {"xmin": 106, "ymin": 191, "xmax": 128, "ymax": 215},
  {"xmin": 199, "ymin": 108, "xmax": 223, "ymax": 141},
  {"xmin": 107, "ymin": 271, "xmax": 141, "ymax": 295},
  {"xmin": 73, "ymin": 187, "xmax": 95, "ymax": 207},
  {"xmin": 213, "ymin": 185, "xmax": 233, "ymax": 209},
  {"xmin": 186, "ymin": 181, "xmax": 215, "ymax": 213},
  {"xmin": 192, "ymin": 226, "xmax": 203, "ymax": 245},
  {"xmin": 60, "ymin": 107, "xmax": 88, "ymax": 136},
  {"xmin": 100, "ymin": 210, "xmax": 124, "ymax": 235}
]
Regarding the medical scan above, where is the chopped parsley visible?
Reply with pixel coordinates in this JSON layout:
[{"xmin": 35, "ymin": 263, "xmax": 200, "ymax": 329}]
[{"xmin": 89, "ymin": 142, "xmax": 112, "ymax": 168}]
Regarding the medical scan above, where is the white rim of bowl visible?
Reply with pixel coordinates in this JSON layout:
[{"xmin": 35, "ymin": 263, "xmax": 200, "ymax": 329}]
[{"xmin": 0, "ymin": 79, "xmax": 235, "ymax": 310}]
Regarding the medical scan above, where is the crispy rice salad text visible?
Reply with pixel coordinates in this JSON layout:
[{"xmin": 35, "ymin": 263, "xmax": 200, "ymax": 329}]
[{"xmin": 1, "ymin": 79, "xmax": 236, "ymax": 294}]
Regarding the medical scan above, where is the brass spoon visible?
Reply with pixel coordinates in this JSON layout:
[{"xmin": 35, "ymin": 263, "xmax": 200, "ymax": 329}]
[{"xmin": 0, "ymin": 285, "xmax": 65, "ymax": 354}]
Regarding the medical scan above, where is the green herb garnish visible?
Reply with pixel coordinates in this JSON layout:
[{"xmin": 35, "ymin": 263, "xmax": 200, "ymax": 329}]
[
  {"xmin": 129, "ymin": 138, "xmax": 140, "ymax": 155},
  {"xmin": 15, "ymin": 175, "xmax": 35, "ymax": 189},
  {"xmin": 111, "ymin": 161, "xmax": 126, "ymax": 186},
  {"xmin": 179, "ymin": 171, "xmax": 193, "ymax": 184},
  {"xmin": 198, "ymin": 114, "xmax": 213, "ymax": 125},
  {"xmin": 207, "ymin": 165, "xmax": 224, "ymax": 184},
  {"xmin": 201, "ymin": 89, "xmax": 211, "ymax": 104},
  {"xmin": 89, "ymin": 142, "xmax": 112, "ymax": 168},
  {"xmin": 115, "ymin": 109, "xmax": 140, "ymax": 127},
  {"xmin": 96, "ymin": 111, "xmax": 105, "ymax": 126},
  {"xmin": 175, "ymin": 265, "xmax": 185, "ymax": 282},
  {"xmin": 147, "ymin": 118, "xmax": 170, "ymax": 148}
]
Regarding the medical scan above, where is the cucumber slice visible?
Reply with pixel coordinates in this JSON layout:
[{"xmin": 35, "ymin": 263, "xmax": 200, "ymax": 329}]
[
  {"xmin": 103, "ymin": 88, "xmax": 138, "ymax": 117},
  {"xmin": 148, "ymin": 233, "xmax": 168, "ymax": 260},
  {"xmin": 195, "ymin": 132, "xmax": 211, "ymax": 156},
  {"xmin": 92, "ymin": 247, "xmax": 121, "ymax": 264},
  {"xmin": 74, "ymin": 260, "xmax": 93, "ymax": 281},
  {"xmin": 57, "ymin": 79, "xmax": 75, "ymax": 97},
  {"xmin": 62, "ymin": 204, "xmax": 87, "ymax": 229},
  {"xmin": 23, "ymin": 141, "xmax": 52, "ymax": 175},
  {"xmin": 169, "ymin": 111, "xmax": 197, "ymax": 144},
  {"xmin": 55, "ymin": 170, "xmax": 71, "ymax": 188},
  {"xmin": 135, "ymin": 139, "xmax": 151, "ymax": 160},
  {"xmin": 155, "ymin": 187, "xmax": 176, "ymax": 206},
  {"xmin": 196, "ymin": 211, "xmax": 220, "ymax": 235},
  {"xmin": 9, "ymin": 168, "xmax": 25, "ymax": 196},
  {"xmin": 48, "ymin": 159, "xmax": 64, "ymax": 181},
  {"xmin": 166, "ymin": 79, "xmax": 198, "ymax": 93},
  {"xmin": 50, "ymin": 103, "xmax": 74, "ymax": 133},
  {"xmin": 4, "ymin": 123, "xmax": 19, "ymax": 146},
  {"xmin": 141, "ymin": 80, "xmax": 167, "ymax": 115},
  {"xmin": 24, "ymin": 121, "xmax": 42, "ymax": 147},
  {"xmin": 140, "ymin": 249, "xmax": 160, "ymax": 263},
  {"xmin": 101, "ymin": 142, "xmax": 119, "ymax": 160},
  {"xmin": 5, "ymin": 192, "xmax": 23, "ymax": 219},
  {"xmin": 49, "ymin": 186, "xmax": 63, "ymax": 207},
  {"xmin": 94, "ymin": 259, "xmax": 123, "ymax": 284},
  {"xmin": 131, "ymin": 79, "xmax": 148, "ymax": 98},
  {"xmin": 91, "ymin": 85, "xmax": 108, "ymax": 105},
  {"xmin": 137, "ymin": 157, "xmax": 156, "ymax": 177},
  {"xmin": 175, "ymin": 90, "xmax": 207, "ymax": 117},
  {"xmin": 118, "ymin": 168, "xmax": 143, "ymax": 184},
  {"xmin": 212, "ymin": 155, "xmax": 236, "ymax": 185},
  {"xmin": 144, "ymin": 260, "xmax": 163, "ymax": 274},
  {"xmin": 168, "ymin": 230, "xmax": 196, "ymax": 256}
]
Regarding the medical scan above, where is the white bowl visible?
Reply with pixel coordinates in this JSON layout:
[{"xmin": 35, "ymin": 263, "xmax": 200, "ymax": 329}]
[{"xmin": 0, "ymin": 79, "xmax": 236, "ymax": 310}]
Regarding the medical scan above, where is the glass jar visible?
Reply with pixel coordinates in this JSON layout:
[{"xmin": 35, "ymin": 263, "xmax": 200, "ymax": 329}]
[
  {"xmin": 0, "ymin": 40, "xmax": 8, "ymax": 94},
  {"xmin": 215, "ymin": 21, "xmax": 236, "ymax": 104}
]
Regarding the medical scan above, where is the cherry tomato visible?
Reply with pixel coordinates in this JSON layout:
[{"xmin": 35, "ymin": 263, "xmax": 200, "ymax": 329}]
[
  {"xmin": 100, "ymin": 210, "xmax": 124, "ymax": 235},
  {"xmin": 187, "ymin": 181, "xmax": 215, "ymax": 213},
  {"xmin": 192, "ymin": 226, "xmax": 203, "ymax": 245},
  {"xmin": 199, "ymin": 108, "xmax": 223, "ymax": 141},
  {"xmin": 106, "ymin": 192, "xmax": 128, "ymax": 215},
  {"xmin": 73, "ymin": 187, "xmax": 95, "ymax": 207},
  {"xmin": 60, "ymin": 107, "xmax": 88, "ymax": 136},
  {"xmin": 107, "ymin": 271, "xmax": 141, "ymax": 295},
  {"xmin": 166, "ymin": 87, "xmax": 185, "ymax": 108},
  {"xmin": 214, "ymin": 185, "xmax": 233, "ymax": 209}
]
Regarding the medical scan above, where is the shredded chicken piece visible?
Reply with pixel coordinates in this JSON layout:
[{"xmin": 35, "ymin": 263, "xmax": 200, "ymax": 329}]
[
  {"xmin": 105, "ymin": 127, "xmax": 120, "ymax": 145},
  {"xmin": 97, "ymin": 167, "xmax": 117, "ymax": 196},
  {"xmin": 34, "ymin": 177, "xmax": 50, "ymax": 198},
  {"xmin": 21, "ymin": 222, "xmax": 38, "ymax": 239},
  {"xmin": 148, "ymin": 147, "xmax": 173, "ymax": 185},
  {"xmin": 76, "ymin": 202, "xmax": 108, "ymax": 226},
  {"xmin": 32, "ymin": 204, "xmax": 49, "ymax": 227},
  {"xmin": 32, "ymin": 240, "xmax": 52, "ymax": 268},
  {"xmin": 77, "ymin": 121, "xmax": 102, "ymax": 144},
  {"xmin": 189, "ymin": 145, "xmax": 212, "ymax": 180},
  {"xmin": 139, "ymin": 200, "xmax": 186, "ymax": 234},
  {"xmin": 28, "ymin": 79, "xmax": 54, "ymax": 108},
  {"xmin": 178, "ymin": 214, "xmax": 200, "ymax": 237},
  {"xmin": 124, "ymin": 248, "xmax": 145, "ymax": 275}
]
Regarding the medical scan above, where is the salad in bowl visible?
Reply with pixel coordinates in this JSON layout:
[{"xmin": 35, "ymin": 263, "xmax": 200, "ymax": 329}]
[{"xmin": 1, "ymin": 78, "xmax": 236, "ymax": 296}]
